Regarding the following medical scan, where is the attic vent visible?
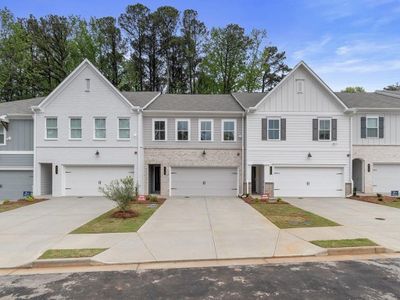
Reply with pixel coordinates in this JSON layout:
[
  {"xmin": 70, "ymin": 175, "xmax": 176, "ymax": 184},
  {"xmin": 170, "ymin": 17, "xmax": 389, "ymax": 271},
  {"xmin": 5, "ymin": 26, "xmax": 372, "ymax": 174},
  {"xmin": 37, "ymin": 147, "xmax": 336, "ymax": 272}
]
[
  {"xmin": 296, "ymin": 79, "xmax": 304, "ymax": 94},
  {"xmin": 85, "ymin": 78, "xmax": 91, "ymax": 92}
]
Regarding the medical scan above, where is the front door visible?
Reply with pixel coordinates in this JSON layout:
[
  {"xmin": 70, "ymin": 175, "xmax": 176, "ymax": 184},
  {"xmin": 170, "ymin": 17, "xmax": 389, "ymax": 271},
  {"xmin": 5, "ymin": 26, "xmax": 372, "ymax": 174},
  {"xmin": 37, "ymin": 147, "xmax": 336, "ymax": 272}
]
[{"xmin": 149, "ymin": 164, "xmax": 161, "ymax": 194}]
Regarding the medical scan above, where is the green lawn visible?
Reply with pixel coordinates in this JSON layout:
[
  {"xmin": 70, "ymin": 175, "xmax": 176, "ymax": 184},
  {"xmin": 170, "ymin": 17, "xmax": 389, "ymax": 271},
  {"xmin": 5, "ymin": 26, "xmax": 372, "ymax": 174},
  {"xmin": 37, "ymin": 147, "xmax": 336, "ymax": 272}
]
[
  {"xmin": 39, "ymin": 248, "xmax": 107, "ymax": 259},
  {"xmin": 311, "ymin": 238, "xmax": 377, "ymax": 248},
  {"xmin": 251, "ymin": 202, "xmax": 339, "ymax": 229},
  {"xmin": 383, "ymin": 201, "xmax": 400, "ymax": 209},
  {"xmin": 71, "ymin": 203, "xmax": 160, "ymax": 234}
]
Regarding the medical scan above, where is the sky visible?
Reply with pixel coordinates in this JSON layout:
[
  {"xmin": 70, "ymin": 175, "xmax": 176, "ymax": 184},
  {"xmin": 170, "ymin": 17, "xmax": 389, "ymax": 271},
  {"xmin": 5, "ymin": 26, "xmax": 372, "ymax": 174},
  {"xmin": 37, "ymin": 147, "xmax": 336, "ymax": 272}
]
[{"xmin": 1, "ymin": 0, "xmax": 400, "ymax": 91}]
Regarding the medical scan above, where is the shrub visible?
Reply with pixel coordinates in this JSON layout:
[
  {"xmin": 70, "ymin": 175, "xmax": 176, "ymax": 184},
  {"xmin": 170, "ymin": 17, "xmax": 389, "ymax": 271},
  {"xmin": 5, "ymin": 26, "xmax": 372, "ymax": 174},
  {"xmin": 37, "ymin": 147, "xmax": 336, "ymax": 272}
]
[
  {"xmin": 376, "ymin": 193, "xmax": 383, "ymax": 198},
  {"xmin": 149, "ymin": 194, "xmax": 158, "ymax": 202},
  {"xmin": 25, "ymin": 195, "xmax": 35, "ymax": 202},
  {"xmin": 277, "ymin": 197, "xmax": 282, "ymax": 202},
  {"xmin": 2, "ymin": 200, "xmax": 10, "ymax": 205},
  {"xmin": 99, "ymin": 176, "xmax": 136, "ymax": 212}
]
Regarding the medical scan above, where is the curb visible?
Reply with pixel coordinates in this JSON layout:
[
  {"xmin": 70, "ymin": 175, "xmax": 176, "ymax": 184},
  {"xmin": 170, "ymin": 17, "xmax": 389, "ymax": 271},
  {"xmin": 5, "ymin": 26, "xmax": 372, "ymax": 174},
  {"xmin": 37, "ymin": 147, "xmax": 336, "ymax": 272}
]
[
  {"xmin": 26, "ymin": 258, "xmax": 105, "ymax": 269},
  {"xmin": 327, "ymin": 246, "xmax": 391, "ymax": 256}
]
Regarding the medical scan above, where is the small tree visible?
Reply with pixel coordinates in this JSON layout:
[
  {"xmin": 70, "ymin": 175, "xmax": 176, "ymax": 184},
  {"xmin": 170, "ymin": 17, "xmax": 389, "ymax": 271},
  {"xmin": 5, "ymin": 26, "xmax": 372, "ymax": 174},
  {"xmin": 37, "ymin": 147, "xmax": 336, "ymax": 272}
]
[{"xmin": 99, "ymin": 176, "xmax": 135, "ymax": 212}]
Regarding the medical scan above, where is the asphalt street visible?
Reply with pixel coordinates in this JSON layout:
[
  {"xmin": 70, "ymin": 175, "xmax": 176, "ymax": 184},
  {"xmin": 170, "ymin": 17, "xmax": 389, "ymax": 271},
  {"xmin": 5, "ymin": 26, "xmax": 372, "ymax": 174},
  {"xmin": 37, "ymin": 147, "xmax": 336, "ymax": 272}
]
[{"xmin": 1, "ymin": 258, "xmax": 400, "ymax": 299}]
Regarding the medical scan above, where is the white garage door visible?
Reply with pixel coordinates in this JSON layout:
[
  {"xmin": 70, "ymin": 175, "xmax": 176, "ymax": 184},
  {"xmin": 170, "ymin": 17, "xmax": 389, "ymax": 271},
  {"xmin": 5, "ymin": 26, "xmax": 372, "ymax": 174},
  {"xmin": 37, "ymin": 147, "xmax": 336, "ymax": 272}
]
[
  {"xmin": 373, "ymin": 164, "xmax": 400, "ymax": 194},
  {"xmin": 64, "ymin": 165, "xmax": 134, "ymax": 196},
  {"xmin": 171, "ymin": 167, "xmax": 238, "ymax": 196},
  {"xmin": 274, "ymin": 167, "xmax": 344, "ymax": 197}
]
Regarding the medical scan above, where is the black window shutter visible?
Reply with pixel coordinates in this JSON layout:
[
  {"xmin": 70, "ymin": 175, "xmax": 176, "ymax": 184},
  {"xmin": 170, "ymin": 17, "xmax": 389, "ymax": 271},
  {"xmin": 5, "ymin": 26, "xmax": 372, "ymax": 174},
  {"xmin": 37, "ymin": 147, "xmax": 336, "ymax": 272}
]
[
  {"xmin": 262, "ymin": 118, "xmax": 268, "ymax": 140},
  {"xmin": 280, "ymin": 118, "xmax": 286, "ymax": 140},
  {"xmin": 332, "ymin": 119, "xmax": 337, "ymax": 141},
  {"xmin": 361, "ymin": 117, "xmax": 366, "ymax": 138},
  {"xmin": 312, "ymin": 119, "xmax": 318, "ymax": 141},
  {"xmin": 379, "ymin": 117, "xmax": 384, "ymax": 138}
]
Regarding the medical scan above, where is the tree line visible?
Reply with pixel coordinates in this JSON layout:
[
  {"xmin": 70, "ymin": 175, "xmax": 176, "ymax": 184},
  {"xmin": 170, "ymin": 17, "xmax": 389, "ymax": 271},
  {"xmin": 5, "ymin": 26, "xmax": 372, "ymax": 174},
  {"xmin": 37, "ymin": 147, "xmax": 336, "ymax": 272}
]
[{"xmin": 0, "ymin": 3, "xmax": 291, "ymax": 102}]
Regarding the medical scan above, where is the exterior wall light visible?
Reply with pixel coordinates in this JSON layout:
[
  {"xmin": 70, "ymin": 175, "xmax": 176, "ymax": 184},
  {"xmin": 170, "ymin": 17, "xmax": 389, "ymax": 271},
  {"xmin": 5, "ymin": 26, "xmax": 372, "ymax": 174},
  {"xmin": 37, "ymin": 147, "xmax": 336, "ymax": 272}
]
[
  {"xmin": 95, "ymin": 150, "xmax": 100, "ymax": 156},
  {"xmin": 202, "ymin": 149, "xmax": 206, "ymax": 156},
  {"xmin": 307, "ymin": 152, "xmax": 312, "ymax": 158}
]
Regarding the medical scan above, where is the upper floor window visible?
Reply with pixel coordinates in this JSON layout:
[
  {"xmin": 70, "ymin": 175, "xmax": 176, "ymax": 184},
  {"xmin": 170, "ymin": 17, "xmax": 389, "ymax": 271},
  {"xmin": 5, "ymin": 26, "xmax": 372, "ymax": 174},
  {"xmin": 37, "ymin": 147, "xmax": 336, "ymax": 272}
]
[
  {"xmin": 366, "ymin": 116, "xmax": 378, "ymax": 138},
  {"xmin": 268, "ymin": 118, "xmax": 280, "ymax": 140},
  {"xmin": 46, "ymin": 117, "xmax": 58, "ymax": 139},
  {"xmin": 118, "ymin": 118, "xmax": 130, "ymax": 139},
  {"xmin": 222, "ymin": 119, "xmax": 236, "ymax": 141},
  {"xmin": 199, "ymin": 119, "xmax": 213, "ymax": 141},
  {"xmin": 318, "ymin": 119, "xmax": 331, "ymax": 141},
  {"xmin": 296, "ymin": 79, "xmax": 304, "ymax": 94},
  {"xmin": 70, "ymin": 118, "xmax": 82, "ymax": 139},
  {"xmin": 153, "ymin": 119, "xmax": 166, "ymax": 141},
  {"xmin": 176, "ymin": 119, "xmax": 189, "ymax": 141},
  {"xmin": 0, "ymin": 123, "xmax": 5, "ymax": 145},
  {"xmin": 94, "ymin": 118, "xmax": 106, "ymax": 139}
]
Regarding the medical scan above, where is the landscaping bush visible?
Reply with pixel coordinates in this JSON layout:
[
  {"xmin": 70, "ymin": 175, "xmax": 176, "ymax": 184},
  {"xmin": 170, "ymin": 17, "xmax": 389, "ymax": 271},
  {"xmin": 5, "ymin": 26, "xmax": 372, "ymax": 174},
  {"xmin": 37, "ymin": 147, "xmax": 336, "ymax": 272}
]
[
  {"xmin": 149, "ymin": 194, "xmax": 158, "ymax": 202},
  {"xmin": 100, "ymin": 176, "xmax": 136, "ymax": 212},
  {"xmin": 25, "ymin": 195, "xmax": 35, "ymax": 202},
  {"xmin": 2, "ymin": 200, "xmax": 10, "ymax": 205}
]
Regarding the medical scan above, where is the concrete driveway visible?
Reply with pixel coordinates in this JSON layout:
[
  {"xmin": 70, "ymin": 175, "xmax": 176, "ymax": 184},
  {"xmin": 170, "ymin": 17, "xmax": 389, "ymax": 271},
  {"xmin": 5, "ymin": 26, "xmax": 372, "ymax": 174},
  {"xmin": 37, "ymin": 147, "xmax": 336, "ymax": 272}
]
[
  {"xmin": 0, "ymin": 197, "xmax": 114, "ymax": 268},
  {"xmin": 94, "ymin": 197, "xmax": 323, "ymax": 264},
  {"xmin": 285, "ymin": 197, "xmax": 400, "ymax": 251}
]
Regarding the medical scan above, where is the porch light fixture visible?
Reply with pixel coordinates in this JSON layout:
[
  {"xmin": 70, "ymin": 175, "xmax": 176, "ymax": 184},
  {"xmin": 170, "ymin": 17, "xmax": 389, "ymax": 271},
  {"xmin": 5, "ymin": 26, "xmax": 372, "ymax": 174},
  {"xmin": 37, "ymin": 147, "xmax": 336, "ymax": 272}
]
[
  {"xmin": 95, "ymin": 150, "xmax": 100, "ymax": 156},
  {"xmin": 307, "ymin": 152, "xmax": 312, "ymax": 159},
  {"xmin": 202, "ymin": 149, "xmax": 206, "ymax": 156}
]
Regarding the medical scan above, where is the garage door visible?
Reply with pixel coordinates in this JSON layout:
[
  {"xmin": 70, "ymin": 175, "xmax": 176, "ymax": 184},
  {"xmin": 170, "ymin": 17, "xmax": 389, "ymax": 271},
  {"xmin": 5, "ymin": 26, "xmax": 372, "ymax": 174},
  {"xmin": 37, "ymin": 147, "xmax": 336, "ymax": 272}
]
[
  {"xmin": 0, "ymin": 170, "xmax": 33, "ymax": 200},
  {"xmin": 274, "ymin": 167, "xmax": 344, "ymax": 197},
  {"xmin": 171, "ymin": 167, "xmax": 238, "ymax": 196},
  {"xmin": 64, "ymin": 166, "xmax": 134, "ymax": 196},
  {"xmin": 373, "ymin": 164, "xmax": 400, "ymax": 194}
]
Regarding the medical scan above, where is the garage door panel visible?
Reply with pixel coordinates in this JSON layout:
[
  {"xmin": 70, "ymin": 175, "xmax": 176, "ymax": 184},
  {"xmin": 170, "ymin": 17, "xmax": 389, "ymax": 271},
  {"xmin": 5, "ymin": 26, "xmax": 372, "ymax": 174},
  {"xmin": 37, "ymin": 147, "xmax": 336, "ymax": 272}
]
[
  {"xmin": 171, "ymin": 167, "xmax": 237, "ymax": 197},
  {"xmin": 65, "ymin": 166, "xmax": 134, "ymax": 196},
  {"xmin": 274, "ymin": 167, "xmax": 343, "ymax": 197},
  {"xmin": 0, "ymin": 171, "xmax": 33, "ymax": 200},
  {"xmin": 373, "ymin": 164, "xmax": 400, "ymax": 194}
]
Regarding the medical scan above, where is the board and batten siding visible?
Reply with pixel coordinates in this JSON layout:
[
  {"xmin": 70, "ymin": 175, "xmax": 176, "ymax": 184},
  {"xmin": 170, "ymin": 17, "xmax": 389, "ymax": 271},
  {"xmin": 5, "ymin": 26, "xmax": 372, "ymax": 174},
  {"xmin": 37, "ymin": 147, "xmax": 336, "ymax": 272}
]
[
  {"xmin": 353, "ymin": 112, "xmax": 400, "ymax": 145},
  {"xmin": 0, "ymin": 119, "xmax": 33, "ymax": 151},
  {"xmin": 0, "ymin": 154, "xmax": 33, "ymax": 167},
  {"xmin": 143, "ymin": 116, "xmax": 242, "ymax": 149}
]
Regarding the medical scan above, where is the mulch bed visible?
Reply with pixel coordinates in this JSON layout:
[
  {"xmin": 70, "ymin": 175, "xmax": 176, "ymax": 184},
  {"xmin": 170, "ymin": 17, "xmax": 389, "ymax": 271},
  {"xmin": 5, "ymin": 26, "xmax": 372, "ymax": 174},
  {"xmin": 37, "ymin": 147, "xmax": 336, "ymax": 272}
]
[
  {"xmin": 132, "ymin": 197, "xmax": 166, "ymax": 205},
  {"xmin": 241, "ymin": 196, "xmax": 287, "ymax": 205},
  {"xmin": 349, "ymin": 195, "xmax": 400, "ymax": 205},
  {"xmin": 112, "ymin": 209, "xmax": 139, "ymax": 219}
]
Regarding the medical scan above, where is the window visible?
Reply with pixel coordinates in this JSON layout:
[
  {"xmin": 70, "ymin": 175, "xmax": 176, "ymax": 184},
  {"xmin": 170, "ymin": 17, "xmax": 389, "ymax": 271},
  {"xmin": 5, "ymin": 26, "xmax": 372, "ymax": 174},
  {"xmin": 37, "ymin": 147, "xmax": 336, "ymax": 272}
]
[
  {"xmin": 70, "ymin": 118, "xmax": 82, "ymax": 139},
  {"xmin": 0, "ymin": 123, "xmax": 5, "ymax": 145},
  {"xmin": 268, "ymin": 118, "xmax": 280, "ymax": 140},
  {"xmin": 176, "ymin": 119, "xmax": 190, "ymax": 141},
  {"xmin": 366, "ymin": 116, "xmax": 378, "ymax": 138},
  {"xmin": 318, "ymin": 119, "xmax": 331, "ymax": 141},
  {"xmin": 46, "ymin": 117, "xmax": 58, "ymax": 139},
  {"xmin": 118, "ymin": 118, "xmax": 130, "ymax": 139},
  {"xmin": 296, "ymin": 79, "xmax": 304, "ymax": 93},
  {"xmin": 85, "ymin": 78, "xmax": 90, "ymax": 92},
  {"xmin": 222, "ymin": 120, "xmax": 236, "ymax": 141},
  {"xmin": 153, "ymin": 119, "xmax": 166, "ymax": 141},
  {"xmin": 94, "ymin": 118, "xmax": 106, "ymax": 139},
  {"xmin": 199, "ymin": 119, "xmax": 213, "ymax": 141}
]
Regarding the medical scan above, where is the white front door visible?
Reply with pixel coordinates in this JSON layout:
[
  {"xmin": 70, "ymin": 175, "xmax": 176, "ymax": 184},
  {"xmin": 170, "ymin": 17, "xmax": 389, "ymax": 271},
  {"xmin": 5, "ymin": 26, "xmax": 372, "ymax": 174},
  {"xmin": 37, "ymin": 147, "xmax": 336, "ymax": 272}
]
[
  {"xmin": 64, "ymin": 165, "xmax": 134, "ymax": 196},
  {"xmin": 274, "ymin": 166, "xmax": 344, "ymax": 197},
  {"xmin": 373, "ymin": 164, "xmax": 400, "ymax": 194}
]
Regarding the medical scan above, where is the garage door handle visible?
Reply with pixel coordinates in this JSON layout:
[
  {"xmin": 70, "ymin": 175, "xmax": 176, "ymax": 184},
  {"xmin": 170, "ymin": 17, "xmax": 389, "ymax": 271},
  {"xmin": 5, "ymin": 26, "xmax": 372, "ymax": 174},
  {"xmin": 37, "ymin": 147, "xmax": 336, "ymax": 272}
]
[
  {"xmin": 336, "ymin": 189, "xmax": 342, "ymax": 191},
  {"xmin": 65, "ymin": 188, "xmax": 71, "ymax": 190},
  {"xmin": 232, "ymin": 188, "xmax": 237, "ymax": 190},
  {"xmin": 274, "ymin": 188, "xmax": 280, "ymax": 190},
  {"xmin": 274, "ymin": 172, "xmax": 280, "ymax": 175},
  {"xmin": 65, "ymin": 171, "xmax": 71, "ymax": 174},
  {"xmin": 171, "ymin": 188, "xmax": 177, "ymax": 190}
]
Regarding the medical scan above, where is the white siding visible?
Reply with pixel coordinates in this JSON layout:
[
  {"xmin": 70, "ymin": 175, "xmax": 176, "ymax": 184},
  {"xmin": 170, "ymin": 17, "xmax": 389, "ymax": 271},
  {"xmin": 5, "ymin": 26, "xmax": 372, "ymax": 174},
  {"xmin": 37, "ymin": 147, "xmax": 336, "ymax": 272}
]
[{"xmin": 353, "ymin": 112, "xmax": 400, "ymax": 145}]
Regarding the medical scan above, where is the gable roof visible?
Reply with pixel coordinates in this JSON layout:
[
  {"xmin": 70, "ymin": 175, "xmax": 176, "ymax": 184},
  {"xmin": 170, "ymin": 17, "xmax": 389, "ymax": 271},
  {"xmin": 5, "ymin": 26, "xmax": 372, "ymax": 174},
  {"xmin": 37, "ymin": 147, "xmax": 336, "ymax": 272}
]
[
  {"xmin": 335, "ymin": 92, "xmax": 400, "ymax": 109},
  {"xmin": 254, "ymin": 61, "xmax": 349, "ymax": 110},
  {"xmin": 231, "ymin": 92, "xmax": 267, "ymax": 109},
  {"xmin": 121, "ymin": 91, "xmax": 160, "ymax": 107},
  {"xmin": 145, "ymin": 94, "xmax": 244, "ymax": 112},
  {"xmin": 0, "ymin": 97, "xmax": 45, "ymax": 115}
]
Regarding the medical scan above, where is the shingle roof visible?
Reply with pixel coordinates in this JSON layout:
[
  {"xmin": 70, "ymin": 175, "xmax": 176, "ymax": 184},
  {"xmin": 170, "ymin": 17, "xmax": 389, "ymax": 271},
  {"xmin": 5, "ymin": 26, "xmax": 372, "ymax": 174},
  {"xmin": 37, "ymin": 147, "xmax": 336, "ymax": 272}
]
[
  {"xmin": 121, "ymin": 91, "xmax": 160, "ymax": 107},
  {"xmin": 0, "ymin": 97, "xmax": 45, "ymax": 115},
  {"xmin": 145, "ymin": 94, "xmax": 244, "ymax": 112},
  {"xmin": 232, "ymin": 92, "xmax": 267, "ymax": 108},
  {"xmin": 335, "ymin": 92, "xmax": 400, "ymax": 109}
]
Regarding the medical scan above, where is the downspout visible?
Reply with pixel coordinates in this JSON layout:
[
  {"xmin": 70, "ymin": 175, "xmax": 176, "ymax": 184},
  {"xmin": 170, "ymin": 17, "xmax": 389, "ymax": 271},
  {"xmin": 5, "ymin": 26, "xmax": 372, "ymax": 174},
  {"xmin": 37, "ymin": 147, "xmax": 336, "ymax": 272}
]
[
  {"xmin": 349, "ymin": 113, "xmax": 353, "ymax": 195},
  {"xmin": 241, "ymin": 113, "xmax": 245, "ymax": 196},
  {"xmin": 136, "ymin": 107, "xmax": 143, "ymax": 194},
  {"xmin": 32, "ymin": 110, "xmax": 38, "ymax": 196}
]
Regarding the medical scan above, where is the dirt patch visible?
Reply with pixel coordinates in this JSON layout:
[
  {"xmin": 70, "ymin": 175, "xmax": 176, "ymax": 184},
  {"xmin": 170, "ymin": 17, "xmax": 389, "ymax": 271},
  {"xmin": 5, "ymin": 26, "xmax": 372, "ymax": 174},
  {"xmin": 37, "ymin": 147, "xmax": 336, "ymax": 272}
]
[
  {"xmin": 111, "ymin": 209, "xmax": 139, "ymax": 219},
  {"xmin": 241, "ymin": 196, "xmax": 286, "ymax": 205},
  {"xmin": 349, "ymin": 195, "xmax": 400, "ymax": 205},
  {"xmin": 132, "ymin": 198, "xmax": 166, "ymax": 205},
  {"xmin": 0, "ymin": 198, "xmax": 48, "ymax": 213}
]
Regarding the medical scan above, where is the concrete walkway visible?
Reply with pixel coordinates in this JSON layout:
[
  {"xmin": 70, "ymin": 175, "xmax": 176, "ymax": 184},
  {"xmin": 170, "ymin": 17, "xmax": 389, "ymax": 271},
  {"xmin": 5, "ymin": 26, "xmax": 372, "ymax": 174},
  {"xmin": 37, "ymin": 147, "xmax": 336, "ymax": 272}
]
[
  {"xmin": 285, "ymin": 197, "xmax": 400, "ymax": 251},
  {"xmin": 0, "ymin": 197, "xmax": 114, "ymax": 268}
]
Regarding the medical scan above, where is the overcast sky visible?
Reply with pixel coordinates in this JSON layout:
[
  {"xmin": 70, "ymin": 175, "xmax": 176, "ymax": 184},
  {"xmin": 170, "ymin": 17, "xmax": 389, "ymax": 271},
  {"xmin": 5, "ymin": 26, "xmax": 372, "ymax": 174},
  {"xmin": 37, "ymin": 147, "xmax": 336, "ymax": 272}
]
[{"xmin": 2, "ymin": 0, "xmax": 400, "ymax": 91}]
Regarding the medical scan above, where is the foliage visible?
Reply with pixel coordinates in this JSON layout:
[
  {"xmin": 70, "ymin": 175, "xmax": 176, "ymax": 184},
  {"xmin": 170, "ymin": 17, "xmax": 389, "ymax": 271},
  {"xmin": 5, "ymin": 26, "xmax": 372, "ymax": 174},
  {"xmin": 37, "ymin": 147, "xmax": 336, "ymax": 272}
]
[
  {"xmin": 341, "ymin": 86, "xmax": 365, "ymax": 93},
  {"xmin": 25, "ymin": 195, "xmax": 35, "ymax": 202},
  {"xmin": 384, "ymin": 82, "xmax": 400, "ymax": 91},
  {"xmin": 99, "ymin": 176, "xmax": 135, "ymax": 212}
]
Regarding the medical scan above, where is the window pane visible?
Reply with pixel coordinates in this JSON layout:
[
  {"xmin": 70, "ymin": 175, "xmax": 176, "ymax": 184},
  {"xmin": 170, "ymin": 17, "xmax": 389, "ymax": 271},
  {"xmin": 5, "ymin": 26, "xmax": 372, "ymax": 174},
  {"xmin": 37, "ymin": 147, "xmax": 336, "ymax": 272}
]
[
  {"xmin": 95, "ymin": 118, "xmax": 105, "ymax": 129},
  {"xmin": 70, "ymin": 119, "xmax": 81, "ymax": 129},
  {"xmin": 0, "ymin": 133, "xmax": 4, "ymax": 144},
  {"xmin": 268, "ymin": 129, "xmax": 279, "ymax": 140},
  {"xmin": 95, "ymin": 129, "xmax": 106, "ymax": 139},
  {"xmin": 119, "ymin": 119, "xmax": 129, "ymax": 129},
  {"xmin": 178, "ymin": 121, "xmax": 188, "ymax": 131},
  {"xmin": 367, "ymin": 128, "xmax": 378, "ymax": 137},
  {"xmin": 119, "ymin": 129, "xmax": 130, "ymax": 139},
  {"xmin": 178, "ymin": 131, "xmax": 188, "ymax": 140},
  {"xmin": 155, "ymin": 121, "xmax": 165, "ymax": 130},
  {"xmin": 224, "ymin": 132, "xmax": 234, "ymax": 141},
  {"xmin": 367, "ymin": 118, "xmax": 377, "ymax": 128},
  {"xmin": 224, "ymin": 121, "xmax": 234, "ymax": 131},
  {"xmin": 47, "ymin": 129, "xmax": 58, "ymax": 139},
  {"xmin": 320, "ymin": 120, "xmax": 330, "ymax": 130},
  {"xmin": 71, "ymin": 129, "xmax": 82, "ymax": 139},
  {"xmin": 319, "ymin": 130, "xmax": 330, "ymax": 140},
  {"xmin": 155, "ymin": 131, "xmax": 165, "ymax": 140},
  {"xmin": 201, "ymin": 121, "xmax": 211, "ymax": 130},
  {"xmin": 201, "ymin": 131, "xmax": 211, "ymax": 141},
  {"xmin": 268, "ymin": 119, "xmax": 279, "ymax": 130},
  {"xmin": 46, "ymin": 118, "xmax": 57, "ymax": 128}
]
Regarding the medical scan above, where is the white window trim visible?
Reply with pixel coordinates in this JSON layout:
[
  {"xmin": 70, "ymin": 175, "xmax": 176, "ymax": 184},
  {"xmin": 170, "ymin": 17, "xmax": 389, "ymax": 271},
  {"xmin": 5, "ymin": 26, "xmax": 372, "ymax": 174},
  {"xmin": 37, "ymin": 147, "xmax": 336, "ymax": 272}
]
[
  {"xmin": 0, "ymin": 123, "xmax": 6, "ymax": 146},
  {"xmin": 152, "ymin": 118, "xmax": 168, "ymax": 141},
  {"xmin": 221, "ymin": 119, "xmax": 237, "ymax": 142},
  {"xmin": 366, "ymin": 115, "xmax": 379, "ymax": 138},
  {"xmin": 118, "ymin": 117, "xmax": 131, "ymax": 140},
  {"xmin": 93, "ymin": 117, "xmax": 107, "ymax": 140},
  {"xmin": 45, "ymin": 117, "xmax": 58, "ymax": 140},
  {"xmin": 69, "ymin": 117, "xmax": 82, "ymax": 140},
  {"xmin": 198, "ymin": 119, "xmax": 214, "ymax": 142},
  {"xmin": 296, "ymin": 78, "xmax": 305, "ymax": 94},
  {"xmin": 175, "ymin": 118, "xmax": 190, "ymax": 142},
  {"xmin": 318, "ymin": 118, "xmax": 332, "ymax": 141},
  {"xmin": 267, "ymin": 118, "xmax": 281, "ymax": 141}
]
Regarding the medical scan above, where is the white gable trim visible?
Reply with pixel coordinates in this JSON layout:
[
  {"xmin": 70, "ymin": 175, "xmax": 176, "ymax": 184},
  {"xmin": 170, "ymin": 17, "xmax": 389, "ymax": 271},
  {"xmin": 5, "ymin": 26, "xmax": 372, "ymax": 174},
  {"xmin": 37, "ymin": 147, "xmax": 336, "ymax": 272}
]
[
  {"xmin": 143, "ymin": 92, "xmax": 162, "ymax": 110},
  {"xmin": 38, "ymin": 59, "xmax": 138, "ymax": 110},
  {"xmin": 254, "ymin": 61, "xmax": 349, "ymax": 111}
]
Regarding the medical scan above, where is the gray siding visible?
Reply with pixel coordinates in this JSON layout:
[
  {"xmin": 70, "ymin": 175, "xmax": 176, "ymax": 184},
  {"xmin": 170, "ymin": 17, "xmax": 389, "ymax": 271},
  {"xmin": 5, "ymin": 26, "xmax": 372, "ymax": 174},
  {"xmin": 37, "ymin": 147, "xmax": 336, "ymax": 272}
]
[
  {"xmin": 0, "ymin": 119, "xmax": 33, "ymax": 151},
  {"xmin": 144, "ymin": 116, "xmax": 242, "ymax": 149},
  {"xmin": 40, "ymin": 163, "xmax": 52, "ymax": 195},
  {"xmin": 0, "ymin": 154, "xmax": 33, "ymax": 167},
  {"xmin": 0, "ymin": 170, "xmax": 33, "ymax": 200}
]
